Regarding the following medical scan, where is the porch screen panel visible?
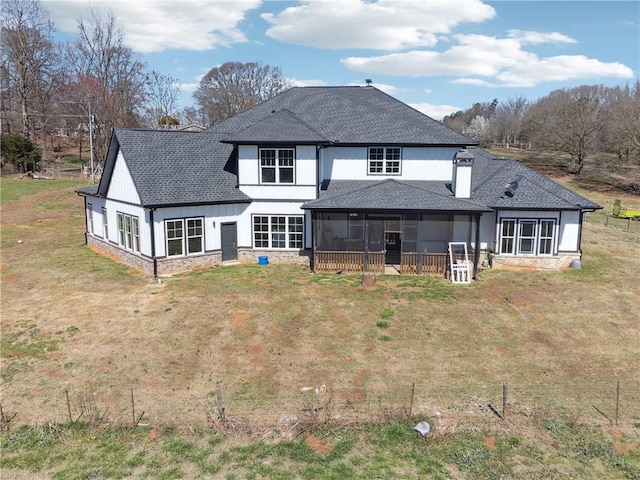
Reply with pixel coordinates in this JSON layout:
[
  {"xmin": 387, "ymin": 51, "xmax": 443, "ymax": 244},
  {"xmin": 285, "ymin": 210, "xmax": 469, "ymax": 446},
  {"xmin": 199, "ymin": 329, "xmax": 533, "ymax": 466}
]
[
  {"xmin": 403, "ymin": 215, "xmax": 418, "ymax": 253},
  {"xmin": 317, "ymin": 213, "xmax": 348, "ymax": 251},
  {"xmin": 367, "ymin": 218, "xmax": 385, "ymax": 252},
  {"xmin": 420, "ymin": 215, "xmax": 451, "ymax": 253}
]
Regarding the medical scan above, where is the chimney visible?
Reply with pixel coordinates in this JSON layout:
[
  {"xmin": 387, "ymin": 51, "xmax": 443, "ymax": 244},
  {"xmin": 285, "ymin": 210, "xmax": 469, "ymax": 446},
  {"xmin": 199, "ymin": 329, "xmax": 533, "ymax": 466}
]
[{"xmin": 452, "ymin": 149, "xmax": 474, "ymax": 198}]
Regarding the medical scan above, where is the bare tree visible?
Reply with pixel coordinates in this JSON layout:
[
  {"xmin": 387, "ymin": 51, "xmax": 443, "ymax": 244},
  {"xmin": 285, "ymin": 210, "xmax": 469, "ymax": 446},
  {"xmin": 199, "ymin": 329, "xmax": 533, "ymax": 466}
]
[
  {"xmin": 66, "ymin": 7, "xmax": 147, "ymax": 160},
  {"xmin": 142, "ymin": 71, "xmax": 180, "ymax": 128},
  {"xmin": 194, "ymin": 61, "xmax": 291, "ymax": 125},
  {"xmin": 602, "ymin": 81, "xmax": 640, "ymax": 164},
  {"xmin": 1, "ymin": 0, "xmax": 57, "ymax": 139},
  {"xmin": 494, "ymin": 96, "xmax": 529, "ymax": 148}
]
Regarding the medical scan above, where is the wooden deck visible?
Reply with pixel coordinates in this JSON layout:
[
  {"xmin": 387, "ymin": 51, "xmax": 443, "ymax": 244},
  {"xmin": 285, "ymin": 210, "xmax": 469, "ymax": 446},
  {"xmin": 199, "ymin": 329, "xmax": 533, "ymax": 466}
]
[{"xmin": 313, "ymin": 251, "xmax": 450, "ymax": 276}]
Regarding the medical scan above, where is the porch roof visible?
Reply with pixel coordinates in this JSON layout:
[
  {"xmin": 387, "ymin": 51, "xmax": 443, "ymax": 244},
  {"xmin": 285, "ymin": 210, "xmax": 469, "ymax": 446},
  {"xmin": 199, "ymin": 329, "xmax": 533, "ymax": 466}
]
[{"xmin": 302, "ymin": 179, "xmax": 491, "ymax": 212}]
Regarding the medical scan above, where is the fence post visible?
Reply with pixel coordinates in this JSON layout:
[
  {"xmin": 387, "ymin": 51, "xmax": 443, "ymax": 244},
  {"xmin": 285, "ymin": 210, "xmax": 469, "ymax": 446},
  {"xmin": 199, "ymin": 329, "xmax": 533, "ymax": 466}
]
[
  {"xmin": 615, "ymin": 381, "xmax": 620, "ymax": 426},
  {"xmin": 502, "ymin": 383, "xmax": 508, "ymax": 420}
]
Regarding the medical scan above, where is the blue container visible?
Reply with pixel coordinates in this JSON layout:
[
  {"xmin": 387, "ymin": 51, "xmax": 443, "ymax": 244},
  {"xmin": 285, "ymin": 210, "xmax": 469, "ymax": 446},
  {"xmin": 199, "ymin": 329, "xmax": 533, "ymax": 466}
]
[{"xmin": 258, "ymin": 255, "xmax": 269, "ymax": 266}]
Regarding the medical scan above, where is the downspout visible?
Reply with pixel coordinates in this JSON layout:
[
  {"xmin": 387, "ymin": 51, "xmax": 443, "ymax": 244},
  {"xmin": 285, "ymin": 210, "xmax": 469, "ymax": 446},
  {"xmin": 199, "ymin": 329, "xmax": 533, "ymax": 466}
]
[
  {"xmin": 77, "ymin": 192, "xmax": 89, "ymax": 245},
  {"xmin": 149, "ymin": 208, "xmax": 158, "ymax": 280},
  {"xmin": 473, "ymin": 213, "xmax": 481, "ymax": 280}
]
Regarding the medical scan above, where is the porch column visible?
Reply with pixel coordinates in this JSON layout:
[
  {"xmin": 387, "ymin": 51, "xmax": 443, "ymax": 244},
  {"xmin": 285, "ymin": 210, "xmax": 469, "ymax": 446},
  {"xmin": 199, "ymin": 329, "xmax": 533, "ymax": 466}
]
[
  {"xmin": 473, "ymin": 213, "xmax": 481, "ymax": 280},
  {"xmin": 363, "ymin": 214, "xmax": 369, "ymax": 273}
]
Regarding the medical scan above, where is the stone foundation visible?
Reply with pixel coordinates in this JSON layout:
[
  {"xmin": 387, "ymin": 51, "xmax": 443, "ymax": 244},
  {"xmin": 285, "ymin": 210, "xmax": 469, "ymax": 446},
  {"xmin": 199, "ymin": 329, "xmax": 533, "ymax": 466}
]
[
  {"xmin": 86, "ymin": 236, "xmax": 311, "ymax": 276},
  {"xmin": 490, "ymin": 253, "xmax": 581, "ymax": 271}
]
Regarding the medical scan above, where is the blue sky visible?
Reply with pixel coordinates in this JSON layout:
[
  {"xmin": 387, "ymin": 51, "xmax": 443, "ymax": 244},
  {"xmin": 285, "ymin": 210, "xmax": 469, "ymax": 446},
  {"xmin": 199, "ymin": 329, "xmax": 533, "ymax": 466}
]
[{"xmin": 44, "ymin": 0, "xmax": 638, "ymax": 119}]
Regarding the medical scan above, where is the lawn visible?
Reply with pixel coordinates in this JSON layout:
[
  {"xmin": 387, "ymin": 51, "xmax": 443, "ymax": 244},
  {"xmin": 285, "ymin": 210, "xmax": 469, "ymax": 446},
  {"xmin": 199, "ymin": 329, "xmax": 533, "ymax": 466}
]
[{"xmin": 1, "ymin": 176, "xmax": 638, "ymax": 479}]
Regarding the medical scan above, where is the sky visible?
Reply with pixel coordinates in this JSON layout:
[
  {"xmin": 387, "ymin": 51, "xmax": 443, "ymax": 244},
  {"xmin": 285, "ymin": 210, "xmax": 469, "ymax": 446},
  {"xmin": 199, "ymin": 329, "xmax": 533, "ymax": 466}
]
[{"xmin": 42, "ymin": 0, "xmax": 639, "ymax": 120}]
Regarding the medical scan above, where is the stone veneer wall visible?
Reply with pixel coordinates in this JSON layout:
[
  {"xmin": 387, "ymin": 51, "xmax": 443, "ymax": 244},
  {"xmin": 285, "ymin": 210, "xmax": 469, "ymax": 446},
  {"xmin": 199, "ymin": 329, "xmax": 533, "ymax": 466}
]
[
  {"xmin": 238, "ymin": 249, "xmax": 311, "ymax": 266},
  {"xmin": 490, "ymin": 253, "xmax": 581, "ymax": 271},
  {"xmin": 87, "ymin": 236, "xmax": 311, "ymax": 275}
]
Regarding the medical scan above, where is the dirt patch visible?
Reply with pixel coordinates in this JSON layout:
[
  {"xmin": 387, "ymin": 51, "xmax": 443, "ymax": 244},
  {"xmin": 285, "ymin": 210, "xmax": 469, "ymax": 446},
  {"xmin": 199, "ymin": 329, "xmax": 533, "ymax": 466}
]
[
  {"xmin": 483, "ymin": 436, "xmax": 497, "ymax": 449},
  {"xmin": 305, "ymin": 434, "xmax": 333, "ymax": 454}
]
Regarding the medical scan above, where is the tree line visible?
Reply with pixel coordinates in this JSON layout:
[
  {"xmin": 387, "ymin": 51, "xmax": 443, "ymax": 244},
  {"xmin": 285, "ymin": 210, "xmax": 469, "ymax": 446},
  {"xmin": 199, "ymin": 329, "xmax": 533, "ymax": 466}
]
[
  {"xmin": 443, "ymin": 82, "xmax": 640, "ymax": 174},
  {"xmin": 1, "ymin": 0, "xmax": 289, "ymax": 170},
  {"xmin": 1, "ymin": 0, "xmax": 637, "ymax": 177}
]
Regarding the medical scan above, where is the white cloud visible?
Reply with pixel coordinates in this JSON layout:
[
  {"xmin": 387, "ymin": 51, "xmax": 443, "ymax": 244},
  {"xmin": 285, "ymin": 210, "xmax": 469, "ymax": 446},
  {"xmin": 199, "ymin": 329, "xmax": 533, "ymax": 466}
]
[
  {"xmin": 262, "ymin": 0, "xmax": 495, "ymax": 50},
  {"xmin": 43, "ymin": 0, "xmax": 261, "ymax": 53},
  {"xmin": 507, "ymin": 29, "xmax": 576, "ymax": 45},
  {"xmin": 341, "ymin": 32, "xmax": 635, "ymax": 86},
  {"xmin": 410, "ymin": 102, "xmax": 462, "ymax": 120},
  {"xmin": 289, "ymin": 78, "xmax": 328, "ymax": 87}
]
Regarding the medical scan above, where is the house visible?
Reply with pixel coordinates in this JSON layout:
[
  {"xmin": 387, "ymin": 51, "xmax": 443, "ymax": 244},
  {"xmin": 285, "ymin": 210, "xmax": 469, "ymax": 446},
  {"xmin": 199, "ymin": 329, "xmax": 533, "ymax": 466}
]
[{"xmin": 77, "ymin": 86, "xmax": 601, "ymax": 278}]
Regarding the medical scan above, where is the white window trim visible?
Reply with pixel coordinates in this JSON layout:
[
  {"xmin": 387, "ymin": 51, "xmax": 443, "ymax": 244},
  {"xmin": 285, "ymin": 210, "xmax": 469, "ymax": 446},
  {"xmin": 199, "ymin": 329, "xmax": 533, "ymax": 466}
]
[
  {"xmin": 367, "ymin": 146, "xmax": 402, "ymax": 176},
  {"xmin": 259, "ymin": 147, "xmax": 296, "ymax": 184},
  {"xmin": 498, "ymin": 218, "xmax": 557, "ymax": 256},
  {"xmin": 102, "ymin": 207, "xmax": 108, "ymax": 240},
  {"xmin": 165, "ymin": 217, "xmax": 204, "ymax": 257},
  {"xmin": 87, "ymin": 203, "xmax": 94, "ymax": 234},
  {"xmin": 116, "ymin": 212, "xmax": 140, "ymax": 253},
  {"xmin": 252, "ymin": 215, "xmax": 304, "ymax": 249}
]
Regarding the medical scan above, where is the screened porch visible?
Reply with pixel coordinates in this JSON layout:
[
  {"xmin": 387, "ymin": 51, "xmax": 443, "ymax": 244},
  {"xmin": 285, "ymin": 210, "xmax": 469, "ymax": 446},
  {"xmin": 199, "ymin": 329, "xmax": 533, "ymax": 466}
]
[{"xmin": 311, "ymin": 212, "xmax": 473, "ymax": 276}]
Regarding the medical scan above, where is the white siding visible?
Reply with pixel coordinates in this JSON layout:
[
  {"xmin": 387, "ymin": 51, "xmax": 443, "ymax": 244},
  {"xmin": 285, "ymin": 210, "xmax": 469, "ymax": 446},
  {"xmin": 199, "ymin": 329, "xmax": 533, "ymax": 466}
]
[
  {"xmin": 102, "ymin": 199, "xmax": 149, "ymax": 255},
  {"xmin": 559, "ymin": 211, "xmax": 581, "ymax": 251},
  {"xmin": 152, "ymin": 204, "xmax": 249, "ymax": 257},
  {"xmin": 238, "ymin": 145, "xmax": 259, "ymax": 184},
  {"xmin": 106, "ymin": 151, "xmax": 141, "ymax": 204},
  {"xmin": 238, "ymin": 145, "xmax": 316, "ymax": 200},
  {"xmin": 320, "ymin": 146, "xmax": 458, "ymax": 181}
]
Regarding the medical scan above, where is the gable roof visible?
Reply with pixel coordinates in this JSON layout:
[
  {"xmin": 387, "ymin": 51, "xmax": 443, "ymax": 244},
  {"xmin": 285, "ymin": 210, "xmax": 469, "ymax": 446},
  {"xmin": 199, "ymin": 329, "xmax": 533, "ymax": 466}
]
[
  {"xmin": 95, "ymin": 129, "xmax": 250, "ymax": 207},
  {"xmin": 303, "ymin": 179, "xmax": 491, "ymax": 212},
  {"xmin": 212, "ymin": 86, "xmax": 476, "ymax": 146}
]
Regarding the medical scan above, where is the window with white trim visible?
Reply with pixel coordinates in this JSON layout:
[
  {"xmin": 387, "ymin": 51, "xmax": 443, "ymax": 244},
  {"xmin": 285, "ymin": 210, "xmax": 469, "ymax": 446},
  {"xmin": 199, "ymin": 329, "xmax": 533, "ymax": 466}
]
[
  {"xmin": 102, "ymin": 207, "xmax": 108, "ymax": 239},
  {"xmin": 538, "ymin": 219, "xmax": 554, "ymax": 255},
  {"xmin": 116, "ymin": 212, "xmax": 140, "ymax": 252},
  {"xmin": 166, "ymin": 218, "xmax": 203, "ymax": 257},
  {"xmin": 260, "ymin": 148, "xmax": 295, "ymax": 184},
  {"xmin": 253, "ymin": 215, "xmax": 304, "ymax": 249},
  {"xmin": 499, "ymin": 218, "xmax": 556, "ymax": 255},
  {"xmin": 87, "ymin": 204, "xmax": 94, "ymax": 234},
  {"xmin": 368, "ymin": 147, "xmax": 401, "ymax": 175}
]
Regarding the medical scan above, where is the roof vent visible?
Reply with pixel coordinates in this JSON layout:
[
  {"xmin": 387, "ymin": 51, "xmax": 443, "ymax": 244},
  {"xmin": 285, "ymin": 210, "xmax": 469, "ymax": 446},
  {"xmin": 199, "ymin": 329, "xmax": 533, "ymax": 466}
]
[{"xmin": 365, "ymin": 79, "xmax": 373, "ymax": 87}]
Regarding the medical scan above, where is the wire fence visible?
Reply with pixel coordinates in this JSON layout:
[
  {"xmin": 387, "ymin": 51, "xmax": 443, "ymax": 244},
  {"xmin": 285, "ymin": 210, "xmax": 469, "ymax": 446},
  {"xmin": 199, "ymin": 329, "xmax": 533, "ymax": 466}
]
[{"xmin": 5, "ymin": 379, "xmax": 637, "ymax": 433}]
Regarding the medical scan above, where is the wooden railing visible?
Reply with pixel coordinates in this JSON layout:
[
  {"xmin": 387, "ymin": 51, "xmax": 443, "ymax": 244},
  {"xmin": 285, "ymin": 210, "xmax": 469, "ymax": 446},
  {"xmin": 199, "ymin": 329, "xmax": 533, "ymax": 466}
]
[
  {"xmin": 400, "ymin": 253, "xmax": 448, "ymax": 276},
  {"xmin": 314, "ymin": 251, "xmax": 385, "ymax": 274},
  {"xmin": 314, "ymin": 251, "xmax": 459, "ymax": 276}
]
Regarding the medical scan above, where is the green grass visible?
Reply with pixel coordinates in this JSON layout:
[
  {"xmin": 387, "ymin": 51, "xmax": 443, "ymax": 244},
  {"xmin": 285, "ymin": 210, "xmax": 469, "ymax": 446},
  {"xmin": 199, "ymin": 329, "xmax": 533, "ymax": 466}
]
[
  {"xmin": 0, "ymin": 177, "xmax": 86, "ymax": 204},
  {"xmin": 3, "ymin": 419, "xmax": 637, "ymax": 479}
]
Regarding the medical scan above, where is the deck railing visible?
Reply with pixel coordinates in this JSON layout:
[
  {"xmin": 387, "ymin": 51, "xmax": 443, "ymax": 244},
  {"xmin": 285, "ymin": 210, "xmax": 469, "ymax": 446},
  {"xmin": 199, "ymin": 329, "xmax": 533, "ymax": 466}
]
[
  {"xmin": 313, "ymin": 251, "xmax": 385, "ymax": 274},
  {"xmin": 314, "ymin": 251, "xmax": 458, "ymax": 276}
]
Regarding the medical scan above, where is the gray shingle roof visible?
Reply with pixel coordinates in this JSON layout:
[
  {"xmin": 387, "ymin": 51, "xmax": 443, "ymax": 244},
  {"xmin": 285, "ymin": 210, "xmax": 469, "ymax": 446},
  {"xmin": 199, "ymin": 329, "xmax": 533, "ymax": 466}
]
[
  {"xmin": 98, "ymin": 129, "xmax": 250, "ymax": 207},
  {"xmin": 223, "ymin": 109, "xmax": 328, "ymax": 144},
  {"xmin": 302, "ymin": 179, "xmax": 490, "ymax": 212},
  {"xmin": 470, "ymin": 150, "xmax": 601, "ymax": 210},
  {"xmin": 212, "ymin": 86, "xmax": 476, "ymax": 146}
]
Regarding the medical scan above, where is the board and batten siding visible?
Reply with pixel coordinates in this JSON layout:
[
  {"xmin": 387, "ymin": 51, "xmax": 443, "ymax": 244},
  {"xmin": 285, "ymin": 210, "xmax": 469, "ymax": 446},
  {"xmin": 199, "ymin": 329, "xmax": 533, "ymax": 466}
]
[
  {"xmin": 151, "ymin": 203, "xmax": 248, "ymax": 258},
  {"xmin": 495, "ymin": 210, "xmax": 580, "ymax": 253},
  {"xmin": 320, "ymin": 146, "xmax": 459, "ymax": 182},
  {"xmin": 237, "ymin": 145, "xmax": 317, "ymax": 200},
  {"xmin": 106, "ymin": 151, "xmax": 141, "ymax": 204},
  {"xmin": 243, "ymin": 200, "xmax": 312, "ymax": 249}
]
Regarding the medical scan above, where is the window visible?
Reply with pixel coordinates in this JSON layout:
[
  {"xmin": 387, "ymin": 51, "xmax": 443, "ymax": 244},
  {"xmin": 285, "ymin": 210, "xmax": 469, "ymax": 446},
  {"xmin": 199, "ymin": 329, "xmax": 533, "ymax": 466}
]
[
  {"xmin": 87, "ymin": 204, "xmax": 94, "ymax": 234},
  {"xmin": 166, "ymin": 218, "xmax": 204, "ymax": 257},
  {"xmin": 500, "ymin": 220, "xmax": 516, "ymax": 254},
  {"xmin": 368, "ymin": 147, "xmax": 401, "ymax": 175},
  {"xmin": 260, "ymin": 148, "xmax": 295, "ymax": 184},
  {"xmin": 116, "ymin": 212, "xmax": 140, "ymax": 252},
  {"xmin": 538, "ymin": 220, "xmax": 554, "ymax": 255},
  {"xmin": 253, "ymin": 215, "xmax": 304, "ymax": 249},
  {"xmin": 518, "ymin": 220, "xmax": 536, "ymax": 254},
  {"xmin": 499, "ymin": 218, "xmax": 556, "ymax": 256},
  {"xmin": 102, "ymin": 207, "xmax": 108, "ymax": 240}
]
